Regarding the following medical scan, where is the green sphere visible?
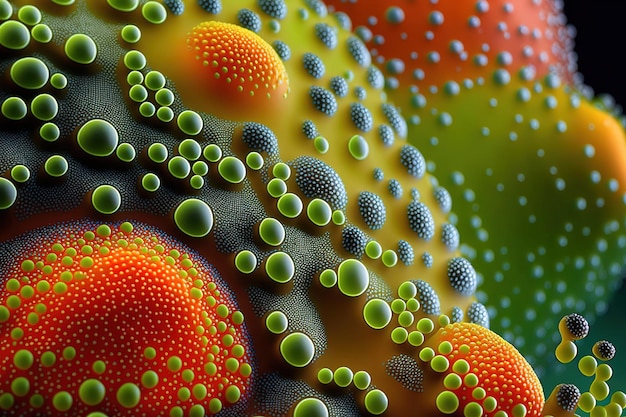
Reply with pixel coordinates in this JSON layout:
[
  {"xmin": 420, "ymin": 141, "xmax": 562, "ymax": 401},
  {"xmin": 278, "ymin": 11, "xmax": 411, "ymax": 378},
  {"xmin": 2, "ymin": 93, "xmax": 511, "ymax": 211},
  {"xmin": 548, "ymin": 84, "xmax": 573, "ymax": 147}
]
[
  {"xmin": 11, "ymin": 376, "xmax": 30, "ymax": 397},
  {"xmin": 174, "ymin": 198, "xmax": 213, "ymax": 237},
  {"xmin": 116, "ymin": 143, "xmax": 136, "ymax": 162},
  {"xmin": 179, "ymin": 139, "xmax": 202, "ymax": 161},
  {"xmin": 128, "ymin": 84, "xmax": 148, "ymax": 102},
  {"xmin": 77, "ymin": 119, "xmax": 119, "ymax": 157},
  {"xmin": 272, "ymin": 162, "xmax": 291, "ymax": 180},
  {"xmin": 363, "ymin": 298, "xmax": 392, "ymax": 330},
  {"xmin": 364, "ymin": 389, "xmax": 388, "ymax": 415},
  {"xmin": 121, "ymin": 24, "xmax": 141, "ymax": 43},
  {"xmin": 293, "ymin": 398, "xmax": 329, "ymax": 417},
  {"xmin": 218, "ymin": 156, "xmax": 246, "ymax": 184},
  {"xmin": 17, "ymin": 5, "xmax": 41, "ymax": 25},
  {"xmin": 337, "ymin": 259, "xmax": 369, "ymax": 297},
  {"xmin": 318, "ymin": 269, "xmax": 337, "ymax": 288},
  {"xmin": 353, "ymin": 371, "xmax": 371, "ymax": 390},
  {"xmin": 141, "ymin": 173, "xmax": 160, "ymax": 192},
  {"xmin": 280, "ymin": 332, "xmax": 315, "ymax": 367},
  {"xmin": 40, "ymin": 123, "xmax": 60, "ymax": 142},
  {"xmin": 139, "ymin": 101, "xmax": 156, "ymax": 117},
  {"xmin": 30, "ymin": 93, "xmax": 58, "ymax": 121},
  {"xmin": 235, "ymin": 250, "xmax": 257, "ymax": 274},
  {"xmin": 0, "ymin": 178, "xmax": 17, "ymax": 210},
  {"xmin": 78, "ymin": 379, "xmax": 106, "ymax": 406},
  {"xmin": 91, "ymin": 185, "xmax": 121, "ymax": 215},
  {"xmin": 10, "ymin": 57, "xmax": 49, "ymax": 89},
  {"xmin": 142, "ymin": 1, "xmax": 167, "ymax": 24},
  {"xmin": 436, "ymin": 391, "xmax": 459, "ymax": 414},
  {"xmin": 2, "ymin": 97, "xmax": 27, "ymax": 120},
  {"xmin": 277, "ymin": 193, "xmax": 303, "ymax": 218},
  {"xmin": 65, "ymin": 33, "xmax": 97, "ymax": 64},
  {"xmin": 10, "ymin": 165, "xmax": 30, "ymax": 183},
  {"xmin": 156, "ymin": 107, "xmax": 175, "ymax": 123},
  {"xmin": 50, "ymin": 73, "xmax": 68, "ymax": 89},
  {"xmin": 246, "ymin": 152, "xmax": 264, "ymax": 170},
  {"xmin": 123, "ymin": 50, "xmax": 146, "ymax": 71},
  {"xmin": 348, "ymin": 134, "xmax": 369, "ymax": 160},
  {"xmin": 192, "ymin": 161, "xmax": 209, "ymax": 176},
  {"xmin": 203, "ymin": 144, "xmax": 222, "ymax": 162},
  {"xmin": 116, "ymin": 383, "xmax": 141, "ymax": 408},
  {"xmin": 155, "ymin": 88, "xmax": 175, "ymax": 106},
  {"xmin": 168, "ymin": 156, "xmax": 191, "ymax": 179},
  {"xmin": 306, "ymin": 198, "xmax": 332, "ymax": 226},
  {"xmin": 144, "ymin": 70, "xmax": 166, "ymax": 90},
  {"xmin": 258, "ymin": 217, "xmax": 285, "ymax": 246},
  {"xmin": 177, "ymin": 110, "xmax": 203, "ymax": 135},
  {"xmin": 44, "ymin": 155, "xmax": 68, "ymax": 177},
  {"xmin": 31, "ymin": 24, "xmax": 52, "ymax": 43},
  {"xmin": 265, "ymin": 251, "xmax": 295, "ymax": 283},
  {"xmin": 265, "ymin": 310, "xmax": 288, "ymax": 334},
  {"xmin": 267, "ymin": 178, "xmax": 287, "ymax": 198},
  {"xmin": 333, "ymin": 366, "xmax": 353, "ymax": 387},
  {"xmin": 147, "ymin": 143, "xmax": 168, "ymax": 163},
  {"xmin": 0, "ymin": 0, "xmax": 12, "ymax": 20},
  {"xmin": 0, "ymin": 20, "xmax": 30, "ymax": 50},
  {"xmin": 107, "ymin": 0, "xmax": 139, "ymax": 12},
  {"xmin": 52, "ymin": 391, "xmax": 73, "ymax": 412}
]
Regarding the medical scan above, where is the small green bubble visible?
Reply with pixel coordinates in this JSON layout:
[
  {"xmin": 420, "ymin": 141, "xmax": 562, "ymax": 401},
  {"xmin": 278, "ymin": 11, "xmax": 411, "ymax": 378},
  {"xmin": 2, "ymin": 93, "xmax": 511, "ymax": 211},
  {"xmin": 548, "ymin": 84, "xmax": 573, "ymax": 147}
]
[
  {"xmin": 65, "ymin": 33, "xmax": 97, "ymax": 64},
  {"xmin": 40, "ymin": 122, "xmax": 60, "ymax": 142},
  {"xmin": 319, "ymin": 269, "xmax": 337, "ymax": 288},
  {"xmin": 155, "ymin": 88, "xmax": 174, "ymax": 106},
  {"xmin": 116, "ymin": 143, "xmax": 136, "ymax": 162},
  {"xmin": 218, "ymin": 156, "xmax": 246, "ymax": 184},
  {"xmin": 129, "ymin": 84, "xmax": 148, "ymax": 102},
  {"xmin": 177, "ymin": 110, "xmax": 203, "ymax": 135},
  {"xmin": 258, "ymin": 217, "xmax": 285, "ymax": 246},
  {"xmin": 265, "ymin": 251, "xmax": 295, "ymax": 283},
  {"xmin": 179, "ymin": 139, "xmax": 202, "ymax": 161},
  {"xmin": 267, "ymin": 178, "xmax": 287, "ymax": 198},
  {"xmin": 147, "ymin": 143, "xmax": 168, "ymax": 163},
  {"xmin": 142, "ymin": 1, "xmax": 167, "ymax": 24},
  {"xmin": 91, "ymin": 185, "xmax": 121, "ymax": 215},
  {"xmin": 266, "ymin": 310, "xmax": 288, "ymax": 334},
  {"xmin": 0, "ymin": 178, "xmax": 17, "ymax": 210},
  {"xmin": 280, "ymin": 332, "xmax": 314, "ymax": 367},
  {"xmin": 277, "ymin": 193, "xmax": 303, "ymax": 218},
  {"xmin": 235, "ymin": 250, "xmax": 257, "ymax": 274},
  {"xmin": 306, "ymin": 198, "xmax": 332, "ymax": 226},
  {"xmin": 77, "ymin": 119, "xmax": 119, "ymax": 157},
  {"xmin": 44, "ymin": 155, "xmax": 68, "ymax": 177},
  {"xmin": 0, "ymin": 20, "xmax": 30, "ymax": 50},
  {"xmin": 364, "ymin": 389, "xmax": 388, "ymax": 415},
  {"xmin": 246, "ymin": 152, "xmax": 264, "ymax": 170},
  {"xmin": 31, "ymin": 23, "xmax": 52, "ymax": 43},
  {"xmin": 168, "ymin": 156, "xmax": 191, "ymax": 179},
  {"xmin": 123, "ymin": 50, "xmax": 146, "ymax": 70},
  {"xmin": 50, "ymin": 73, "xmax": 67, "ymax": 89},
  {"xmin": 121, "ymin": 24, "xmax": 141, "ymax": 43},
  {"xmin": 2, "ymin": 96, "xmax": 28, "ymax": 120},
  {"xmin": 30, "ymin": 93, "xmax": 58, "ymax": 121},
  {"xmin": 348, "ymin": 134, "xmax": 369, "ymax": 160},
  {"xmin": 107, "ymin": 0, "xmax": 139, "ymax": 12},
  {"xmin": 272, "ymin": 162, "xmax": 291, "ymax": 180},
  {"xmin": 174, "ymin": 198, "xmax": 214, "ymax": 237},
  {"xmin": 141, "ymin": 173, "xmax": 160, "ymax": 192}
]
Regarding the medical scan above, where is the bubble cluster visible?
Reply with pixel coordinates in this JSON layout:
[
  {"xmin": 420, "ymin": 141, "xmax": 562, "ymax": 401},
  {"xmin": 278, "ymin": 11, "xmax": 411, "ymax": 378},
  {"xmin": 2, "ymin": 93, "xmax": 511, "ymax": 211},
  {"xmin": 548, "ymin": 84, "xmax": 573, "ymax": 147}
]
[{"xmin": 2, "ymin": 0, "xmax": 624, "ymax": 416}]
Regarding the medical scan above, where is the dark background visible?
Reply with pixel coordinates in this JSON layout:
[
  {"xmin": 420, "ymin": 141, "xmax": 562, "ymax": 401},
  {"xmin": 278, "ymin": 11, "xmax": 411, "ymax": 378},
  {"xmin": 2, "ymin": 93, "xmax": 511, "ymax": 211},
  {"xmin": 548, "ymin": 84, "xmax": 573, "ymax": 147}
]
[{"xmin": 564, "ymin": 1, "xmax": 626, "ymax": 106}]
